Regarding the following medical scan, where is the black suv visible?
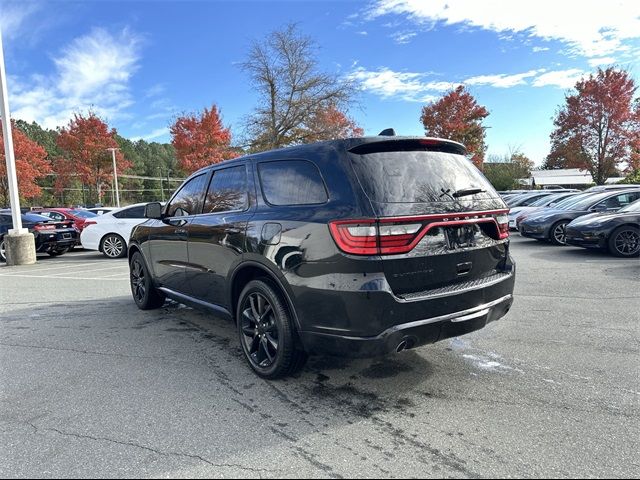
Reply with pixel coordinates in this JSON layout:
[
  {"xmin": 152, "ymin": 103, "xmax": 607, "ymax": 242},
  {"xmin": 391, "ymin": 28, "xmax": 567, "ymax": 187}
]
[{"xmin": 129, "ymin": 136, "xmax": 515, "ymax": 378}]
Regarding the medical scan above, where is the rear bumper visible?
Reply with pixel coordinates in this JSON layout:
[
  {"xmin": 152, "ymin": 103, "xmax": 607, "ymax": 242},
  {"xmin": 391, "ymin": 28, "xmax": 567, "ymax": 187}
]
[
  {"xmin": 300, "ymin": 293, "xmax": 513, "ymax": 357},
  {"xmin": 290, "ymin": 259, "xmax": 516, "ymax": 358}
]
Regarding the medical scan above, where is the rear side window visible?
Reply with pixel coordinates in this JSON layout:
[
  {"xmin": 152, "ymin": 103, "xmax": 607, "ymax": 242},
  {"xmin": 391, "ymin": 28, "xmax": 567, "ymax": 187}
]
[
  {"xmin": 258, "ymin": 160, "xmax": 328, "ymax": 206},
  {"xmin": 166, "ymin": 174, "xmax": 208, "ymax": 217},
  {"xmin": 350, "ymin": 151, "xmax": 495, "ymax": 204},
  {"xmin": 203, "ymin": 166, "xmax": 248, "ymax": 214},
  {"xmin": 113, "ymin": 205, "xmax": 146, "ymax": 219}
]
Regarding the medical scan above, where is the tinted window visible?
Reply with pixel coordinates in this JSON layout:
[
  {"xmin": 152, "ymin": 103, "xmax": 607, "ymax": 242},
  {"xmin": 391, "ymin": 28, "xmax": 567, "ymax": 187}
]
[
  {"xmin": 167, "ymin": 174, "xmax": 208, "ymax": 217},
  {"xmin": 350, "ymin": 151, "xmax": 494, "ymax": 204},
  {"xmin": 42, "ymin": 211, "xmax": 66, "ymax": 221},
  {"xmin": 258, "ymin": 160, "xmax": 328, "ymax": 206},
  {"xmin": 596, "ymin": 192, "xmax": 640, "ymax": 210},
  {"xmin": 23, "ymin": 213, "xmax": 50, "ymax": 222},
  {"xmin": 620, "ymin": 200, "xmax": 640, "ymax": 213},
  {"xmin": 70, "ymin": 210, "xmax": 97, "ymax": 218},
  {"xmin": 203, "ymin": 166, "xmax": 248, "ymax": 214},
  {"xmin": 113, "ymin": 205, "xmax": 146, "ymax": 219}
]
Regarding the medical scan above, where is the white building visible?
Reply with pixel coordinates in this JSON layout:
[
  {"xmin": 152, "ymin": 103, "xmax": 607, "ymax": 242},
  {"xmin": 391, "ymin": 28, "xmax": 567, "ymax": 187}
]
[{"xmin": 520, "ymin": 169, "xmax": 625, "ymax": 188}]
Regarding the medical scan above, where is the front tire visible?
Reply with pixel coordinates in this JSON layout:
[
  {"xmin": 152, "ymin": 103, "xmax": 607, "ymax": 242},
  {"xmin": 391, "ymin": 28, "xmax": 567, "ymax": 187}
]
[
  {"xmin": 129, "ymin": 251, "xmax": 165, "ymax": 309},
  {"xmin": 549, "ymin": 221, "xmax": 569, "ymax": 245},
  {"xmin": 237, "ymin": 279, "xmax": 307, "ymax": 379},
  {"xmin": 0, "ymin": 237, "xmax": 6, "ymax": 262},
  {"xmin": 608, "ymin": 226, "xmax": 640, "ymax": 257},
  {"xmin": 101, "ymin": 234, "xmax": 127, "ymax": 258}
]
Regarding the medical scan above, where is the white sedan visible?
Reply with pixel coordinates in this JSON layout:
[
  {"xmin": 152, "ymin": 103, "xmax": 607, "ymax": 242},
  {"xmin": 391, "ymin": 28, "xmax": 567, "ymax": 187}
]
[{"xmin": 81, "ymin": 203, "xmax": 150, "ymax": 258}]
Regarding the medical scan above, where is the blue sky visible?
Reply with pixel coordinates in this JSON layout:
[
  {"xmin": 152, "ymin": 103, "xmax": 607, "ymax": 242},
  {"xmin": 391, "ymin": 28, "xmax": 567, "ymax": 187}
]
[{"xmin": 1, "ymin": 0, "xmax": 639, "ymax": 165}]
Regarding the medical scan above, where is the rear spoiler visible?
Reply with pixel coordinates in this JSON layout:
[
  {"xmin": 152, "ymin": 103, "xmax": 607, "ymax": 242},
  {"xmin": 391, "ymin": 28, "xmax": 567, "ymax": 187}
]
[{"xmin": 348, "ymin": 138, "xmax": 466, "ymax": 156}]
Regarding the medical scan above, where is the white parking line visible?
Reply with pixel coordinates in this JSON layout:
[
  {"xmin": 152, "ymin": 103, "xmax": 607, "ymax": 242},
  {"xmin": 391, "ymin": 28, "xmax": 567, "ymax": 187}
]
[
  {"xmin": 0, "ymin": 274, "xmax": 128, "ymax": 281},
  {"xmin": 0, "ymin": 262, "xmax": 110, "ymax": 275},
  {"xmin": 47, "ymin": 265, "xmax": 129, "ymax": 277}
]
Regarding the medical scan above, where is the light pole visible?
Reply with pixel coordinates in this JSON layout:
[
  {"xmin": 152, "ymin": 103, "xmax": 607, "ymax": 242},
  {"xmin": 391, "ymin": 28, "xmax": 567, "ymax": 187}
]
[
  {"xmin": 158, "ymin": 167, "xmax": 165, "ymax": 202},
  {"xmin": 107, "ymin": 147, "xmax": 120, "ymax": 207},
  {"xmin": 0, "ymin": 26, "xmax": 36, "ymax": 264}
]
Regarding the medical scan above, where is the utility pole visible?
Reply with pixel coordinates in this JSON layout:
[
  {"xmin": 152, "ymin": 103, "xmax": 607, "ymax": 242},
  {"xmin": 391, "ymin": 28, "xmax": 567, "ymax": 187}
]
[
  {"xmin": 107, "ymin": 148, "xmax": 120, "ymax": 207},
  {"xmin": 158, "ymin": 167, "xmax": 165, "ymax": 202},
  {"xmin": 0, "ymin": 26, "xmax": 36, "ymax": 264}
]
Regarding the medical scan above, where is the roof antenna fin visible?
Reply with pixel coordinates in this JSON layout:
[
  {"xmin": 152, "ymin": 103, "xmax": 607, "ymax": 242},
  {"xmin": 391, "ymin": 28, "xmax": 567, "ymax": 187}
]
[{"xmin": 378, "ymin": 128, "xmax": 396, "ymax": 136}]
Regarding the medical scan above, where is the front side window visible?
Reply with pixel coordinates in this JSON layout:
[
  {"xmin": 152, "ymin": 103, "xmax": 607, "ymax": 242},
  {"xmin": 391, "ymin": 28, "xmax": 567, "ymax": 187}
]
[
  {"xmin": 113, "ymin": 205, "xmax": 146, "ymax": 219},
  {"xmin": 166, "ymin": 174, "xmax": 208, "ymax": 217},
  {"xmin": 258, "ymin": 160, "xmax": 328, "ymax": 206},
  {"xmin": 203, "ymin": 166, "xmax": 248, "ymax": 214}
]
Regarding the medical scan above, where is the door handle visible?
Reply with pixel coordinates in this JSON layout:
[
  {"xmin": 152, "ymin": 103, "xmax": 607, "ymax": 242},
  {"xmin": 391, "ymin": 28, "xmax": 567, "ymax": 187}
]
[{"xmin": 175, "ymin": 228, "xmax": 188, "ymax": 234}]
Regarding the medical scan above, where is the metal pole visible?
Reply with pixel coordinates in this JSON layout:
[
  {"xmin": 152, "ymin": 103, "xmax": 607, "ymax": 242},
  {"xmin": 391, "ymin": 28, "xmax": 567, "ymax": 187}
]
[
  {"xmin": 158, "ymin": 167, "xmax": 164, "ymax": 202},
  {"xmin": 108, "ymin": 148, "xmax": 120, "ymax": 207},
  {"xmin": 0, "ymin": 27, "xmax": 25, "ymax": 233}
]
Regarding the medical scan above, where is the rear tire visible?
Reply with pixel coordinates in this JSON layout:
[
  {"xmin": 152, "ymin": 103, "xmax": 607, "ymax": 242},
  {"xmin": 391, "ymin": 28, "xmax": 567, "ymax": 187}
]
[
  {"xmin": 129, "ymin": 251, "xmax": 165, "ymax": 309},
  {"xmin": 48, "ymin": 247, "xmax": 69, "ymax": 257},
  {"xmin": 237, "ymin": 279, "xmax": 307, "ymax": 379},
  {"xmin": 608, "ymin": 226, "xmax": 640, "ymax": 257},
  {"xmin": 0, "ymin": 237, "xmax": 6, "ymax": 263},
  {"xmin": 549, "ymin": 221, "xmax": 569, "ymax": 246},
  {"xmin": 101, "ymin": 234, "xmax": 127, "ymax": 258}
]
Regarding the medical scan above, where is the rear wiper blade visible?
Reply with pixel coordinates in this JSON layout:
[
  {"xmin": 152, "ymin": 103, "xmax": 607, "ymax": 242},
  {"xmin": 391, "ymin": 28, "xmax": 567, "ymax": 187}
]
[{"xmin": 453, "ymin": 187, "xmax": 485, "ymax": 198}]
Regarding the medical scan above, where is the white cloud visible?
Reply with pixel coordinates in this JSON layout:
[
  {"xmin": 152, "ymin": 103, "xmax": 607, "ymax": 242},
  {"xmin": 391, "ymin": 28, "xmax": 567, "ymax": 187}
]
[
  {"xmin": 367, "ymin": 0, "xmax": 640, "ymax": 58},
  {"xmin": 349, "ymin": 66, "xmax": 576, "ymax": 102},
  {"xmin": 391, "ymin": 31, "xmax": 417, "ymax": 44},
  {"xmin": 532, "ymin": 69, "xmax": 585, "ymax": 88},
  {"xmin": 532, "ymin": 46, "xmax": 550, "ymax": 53},
  {"xmin": 347, "ymin": 67, "xmax": 451, "ymax": 102},
  {"xmin": 465, "ymin": 69, "xmax": 544, "ymax": 88},
  {"xmin": 9, "ymin": 28, "xmax": 142, "ymax": 129},
  {"xmin": 0, "ymin": 1, "xmax": 42, "ymax": 39},
  {"xmin": 588, "ymin": 57, "xmax": 617, "ymax": 67},
  {"xmin": 131, "ymin": 127, "xmax": 169, "ymax": 142}
]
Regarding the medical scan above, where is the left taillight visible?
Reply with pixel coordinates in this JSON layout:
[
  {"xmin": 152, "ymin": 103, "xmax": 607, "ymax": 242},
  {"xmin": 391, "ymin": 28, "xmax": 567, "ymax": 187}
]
[
  {"xmin": 34, "ymin": 224, "xmax": 56, "ymax": 231},
  {"xmin": 83, "ymin": 221, "xmax": 97, "ymax": 227}
]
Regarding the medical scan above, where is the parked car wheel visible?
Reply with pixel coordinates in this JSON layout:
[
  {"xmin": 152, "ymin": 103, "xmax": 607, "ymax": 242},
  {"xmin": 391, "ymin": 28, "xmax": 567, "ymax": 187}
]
[
  {"xmin": 608, "ymin": 226, "xmax": 640, "ymax": 257},
  {"xmin": 48, "ymin": 247, "xmax": 69, "ymax": 257},
  {"xmin": 549, "ymin": 221, "xmax": 569, "ymax": 245},
  {"xmin": 237, "ymin": 279, "xmax": 307, "ymax": 379},
  {"xmin": 0, "ymin": 237, "xmax": 6, "ymax": 262},
  {"xmin": 129, "ymin": 251, "xmax": 165, "ymax": 309},
  {"xmin": 101, "ymin": 234, "xmax": 127, "ymax": 258}
]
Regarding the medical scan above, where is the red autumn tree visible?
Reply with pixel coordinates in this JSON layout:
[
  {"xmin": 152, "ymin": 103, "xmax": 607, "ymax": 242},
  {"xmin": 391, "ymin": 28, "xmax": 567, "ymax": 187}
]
[
  {"xmin": 0, "ymin": 120, "xmax": 51, "ymax": 205},
  {"xmin": 170, "ymin": 105, "xmax": 238, "ymax": 173},
  {"xmin": 304, "ymin": 104, "xmax": 364, "ymax": 142},
  {"xmin": 56, "ymin": 112, "xmax": 130, "ymax": 203},
  {"xmin": 547, "ymin": 67, "xmax": 639, "ymax": 185},
  {"xmin": 420, "ymin": 85, "xmax": 489, "ymax": 168}
]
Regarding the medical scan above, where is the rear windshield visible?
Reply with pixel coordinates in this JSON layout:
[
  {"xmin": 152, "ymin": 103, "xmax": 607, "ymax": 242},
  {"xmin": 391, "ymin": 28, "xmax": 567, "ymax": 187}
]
[
  {"xmin": 70, "ymin": 210, "xmax": 97, "ymax": 218},
  {"xmin": 23, "ymin": 213, "xmax": 50, "ymax": 222},
  {"xmin": 349, "ymin": 151, "xmax": 496, "ymax": 204}
]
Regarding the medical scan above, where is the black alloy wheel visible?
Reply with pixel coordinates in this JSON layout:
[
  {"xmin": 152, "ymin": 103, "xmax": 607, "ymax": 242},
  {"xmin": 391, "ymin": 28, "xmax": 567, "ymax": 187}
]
[
  {"xmin": 608, "ymin": 226, "xmax": 640, "ymax": 258},
  {"xmin": 550, "ymin": 221, "xmax": 569, "ymax": 245},
  {"xmin": 129, "ymin": 251, "xmax": 165, "ymax": 309},
  {"xmin": 237, "ymin": 280, "xmax": 307, "ymax": 379}
]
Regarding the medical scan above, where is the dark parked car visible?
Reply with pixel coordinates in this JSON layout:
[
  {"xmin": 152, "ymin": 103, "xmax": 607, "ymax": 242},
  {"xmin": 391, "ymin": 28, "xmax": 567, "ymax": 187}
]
[
  {"xmin": 519, "ymin": 189, "xmax": 640, "ymax": 245},
  {"xmin": 128, "ymin": 136, "xmax": 516, "ymax": 378},
  {"xmin": 566, "ymin": 199, "xmax": 640, "ymax": 257},
  {"xmin": 0, "ymin": 210, "xmax": 79, "ymax": 262}
]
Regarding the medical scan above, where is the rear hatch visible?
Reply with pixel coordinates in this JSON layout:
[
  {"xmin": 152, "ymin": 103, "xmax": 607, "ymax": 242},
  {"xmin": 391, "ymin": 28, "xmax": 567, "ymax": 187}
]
[{"xmin": 344, "ymin": 139, "xmax": 509, "ymax": 297}]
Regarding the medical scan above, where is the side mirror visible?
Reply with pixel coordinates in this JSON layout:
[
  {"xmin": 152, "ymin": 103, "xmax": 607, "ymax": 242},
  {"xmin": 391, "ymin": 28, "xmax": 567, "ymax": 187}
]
[
  {"xmin": 591, "ymin": 203, "xmax": 607, "ymax": 212},
  {"xmin": 144, "ymin": 202, "xmax": 163, "ymax": 219}
]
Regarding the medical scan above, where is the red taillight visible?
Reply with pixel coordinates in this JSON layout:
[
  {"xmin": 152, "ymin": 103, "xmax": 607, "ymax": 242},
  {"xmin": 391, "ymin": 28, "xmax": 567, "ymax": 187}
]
[
  {"xmin": 496, "ymin": 213, "xmax": 510, "ymax": 239},
  {"xmin": 34, "ymin": 224, "xmax": 56, "ymax": 231},
  {"xmin": 329, "ymin": 210, "xmax": 509, "ymax": 256},
  {"xmin": 83, "ymin": 221, "xmax": 97, "ymax": 227}
]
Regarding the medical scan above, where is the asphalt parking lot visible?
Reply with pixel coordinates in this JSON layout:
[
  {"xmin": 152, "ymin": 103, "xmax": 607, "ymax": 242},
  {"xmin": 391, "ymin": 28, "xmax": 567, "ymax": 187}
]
[{"xmin": 1, "ymin": 237, "xmax": 638, "ymax": 478}]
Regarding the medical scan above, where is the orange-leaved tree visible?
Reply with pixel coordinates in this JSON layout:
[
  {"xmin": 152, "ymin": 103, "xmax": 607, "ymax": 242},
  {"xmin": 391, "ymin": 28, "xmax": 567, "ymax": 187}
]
[
  {"xmin": 0, "ymin": 119, "xmax": 51, "ymax": 205},
  {"xmin": 56, "ymin": 112, "xmax": 130, "ymax": 203},
  {"xmin": 547, "ymin": 68, "xmax": 639, "ymax": 184},
  {"xmin": 170, "ymin": 105, "xmax": 239, "ymax": 173},
  {"xmin": 304, "ymin": 104, "xmax": 364, "ymax": 142},
  {"xmin": 420, "ymin": 85, "xmax": 489, "ymax": 168}
]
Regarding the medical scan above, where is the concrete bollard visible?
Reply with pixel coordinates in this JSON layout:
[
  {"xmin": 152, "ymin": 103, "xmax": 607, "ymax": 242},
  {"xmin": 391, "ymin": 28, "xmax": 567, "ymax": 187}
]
[{"xmin": 5, "ymin": 232, "xmax": 37, "ymax": 265}]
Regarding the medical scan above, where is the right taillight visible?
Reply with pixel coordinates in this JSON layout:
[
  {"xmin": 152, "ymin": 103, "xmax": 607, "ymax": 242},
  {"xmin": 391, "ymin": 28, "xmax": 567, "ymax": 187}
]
[{"xmin": 496, "ymin": 214, "xmax": 510, "ymax": 239}]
